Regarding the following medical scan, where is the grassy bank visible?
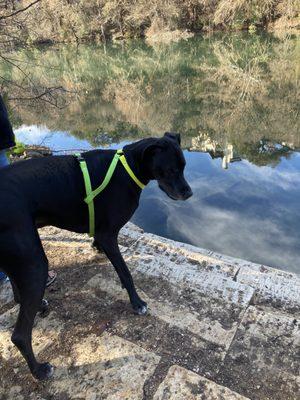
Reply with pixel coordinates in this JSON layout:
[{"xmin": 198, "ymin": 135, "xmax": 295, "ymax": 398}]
[{"xmin": 0, "ymin": 0, "xmax": 299, "ymax": 46}]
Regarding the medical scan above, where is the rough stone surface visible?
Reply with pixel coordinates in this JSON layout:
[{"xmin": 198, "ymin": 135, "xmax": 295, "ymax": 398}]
[
  {"xmin": 125, "ymin": 233, "xmax": 255, "ymax": 306},
  {"xmin": 86, "ymin": 271, "xmax": 233, "ymax": 378},
  {"xmin": 236, "ymin": 265, "xmax": 300, "ymax": 313},
  {"xmin": 0, "ymin": 223, "xmax": 299, "ymax": 400},
  {"xmin": 0, "ymin": 308, "xmax": 62, "ymax": 361},
  {"xmin": 0, "ymin": 281, "xmax": 13, "ymax": 310},
  {"xmin": 216, "ymin": 306, "xmax": 300, "ymax": 400},
  {"xmin": 86, "ymin": 266, "xmax": 247, "ymax": 350},
  {"xmin": 153, "ymin": 365, "xmax": 249, "ymax": 399},
  {"xmin": 49, "ymin": 333, "xmax": 160, "ymax": 400}
]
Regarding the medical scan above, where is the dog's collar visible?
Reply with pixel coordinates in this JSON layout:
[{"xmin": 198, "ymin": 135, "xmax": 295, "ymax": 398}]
[{"xmin": 75, "ymin": 149, "xmax": 146, "ymax": 237}]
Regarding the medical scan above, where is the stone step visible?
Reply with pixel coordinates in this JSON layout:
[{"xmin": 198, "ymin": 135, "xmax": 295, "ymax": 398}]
[
  {"xmin": 236, "ymin": 264, "xmax": 300, "ymax": 313},
  {"xmin": 125, "ymin": 232, "xmax": 240, "ymax": 278},
  {"xmin": 121, "ymin": 227, "xmax": 300, "ymax": 313},
  {"xmin": 124, "ymin": 233, "xmax": 254, "ymax": 307},
  {"xmin": 39, "ymin": 222, "xmax": 300, "ymax": 314},
  {"xmin": 1, "ymin": 328, "xmax": 160, "ymax": 400},
  {"xmin": 86, "ymin": 273, "xmax": 242, "ymax": 349},
  {"xmin": 216, "ymin": 305, "xmax": 300, "ymax": 400},
  {"xmin": 39, "ymin": 225, "xmax": 255, "ymax": 307},
  {"xmin": 47, "ymin": 332, "xmax": 160, "ymax": 400},
  {"xmin": 153, "ymin": 365, "xmax": 249, "ymax": 399},
  {"xmin": 85, "ymin": 266, "xmax": 252, "ymax": 378}
]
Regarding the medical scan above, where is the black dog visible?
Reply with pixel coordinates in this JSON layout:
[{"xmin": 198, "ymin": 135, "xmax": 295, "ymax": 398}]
[{"xmin": 0, "ymin": 132, "xmax": 192, "ymax": 380}]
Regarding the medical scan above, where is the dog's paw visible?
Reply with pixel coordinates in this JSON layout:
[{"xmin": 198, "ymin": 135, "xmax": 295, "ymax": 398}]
[
  {"xmin": 39, "ymin": 299, "xmax": 50, "ymax": 318},
  {"xmin": 33, "ymin": 362, "xmax": 54, "ymax": 381},
  {"xmin": 132, "ymin": 300, "xmax": 148, "ymax": 316}
]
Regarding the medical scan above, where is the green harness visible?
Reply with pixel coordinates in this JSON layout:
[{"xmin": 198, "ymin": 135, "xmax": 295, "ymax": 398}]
[{"xmin": 75, "ymin": 149, "xmax": 145, "ymax": 237}]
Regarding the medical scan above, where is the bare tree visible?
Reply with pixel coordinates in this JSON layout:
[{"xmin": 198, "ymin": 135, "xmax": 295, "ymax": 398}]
[{"xmin": 0, "ymin": 1, "xmax": 72, "ymax": 108}]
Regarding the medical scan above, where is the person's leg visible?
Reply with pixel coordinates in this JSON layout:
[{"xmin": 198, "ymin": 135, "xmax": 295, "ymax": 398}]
[{"xmin": 0, "ymin": 150, "xmax": 9, "ymax": 281}]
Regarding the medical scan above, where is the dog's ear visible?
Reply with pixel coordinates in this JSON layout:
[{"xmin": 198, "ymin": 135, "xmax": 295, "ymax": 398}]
[
  {"xmin": 142, "ymin": 139, "xmax": 165, "ymax": 162},
  {"xmin": 164, "ymin": 132, "xmax": 181, "ymax": 146}
]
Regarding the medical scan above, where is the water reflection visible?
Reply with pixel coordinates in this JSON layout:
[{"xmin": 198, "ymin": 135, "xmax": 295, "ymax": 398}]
[
  {"xmin": 133, "ymin": 150, "xmax": 300, "ymax": 274},
  {"xmin": 1, "ymin": 33, "xmax": 299, "ymax": 155},
  {"xmin": 1, "ymin": 32, "xmax": 299, "ymax": 273},
  {"xmin": 188, "ymin": 135, "xmax": 295, "ymax": 169}
]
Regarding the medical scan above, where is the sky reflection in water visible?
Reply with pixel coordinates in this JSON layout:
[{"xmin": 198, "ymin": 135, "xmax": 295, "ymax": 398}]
[{"xmin": 134, "ymin": 150, "xmax": 300, "ymax": 274}]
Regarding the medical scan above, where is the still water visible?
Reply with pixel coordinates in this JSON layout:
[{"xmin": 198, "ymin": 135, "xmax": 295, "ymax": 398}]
[{"xmin": 1, "ymin": 33, "xmax": 300, "ymax": 273}]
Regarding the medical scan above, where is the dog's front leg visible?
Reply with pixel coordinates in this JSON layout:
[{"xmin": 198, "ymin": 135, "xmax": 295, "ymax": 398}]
[{"xmin": 94, "ymin": 233, "xmax": 147, "ymax": 315}]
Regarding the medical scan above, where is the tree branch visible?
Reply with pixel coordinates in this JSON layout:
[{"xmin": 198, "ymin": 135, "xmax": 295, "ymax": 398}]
[{"xmin": 0, "ymin": 0, "xmax": 42, "ymax": 20}]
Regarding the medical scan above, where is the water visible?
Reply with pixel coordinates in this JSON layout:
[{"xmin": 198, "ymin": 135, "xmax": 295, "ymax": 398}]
[{"xmin": 1, "ymin": 33, "xmax": 299, "ymax": 273}]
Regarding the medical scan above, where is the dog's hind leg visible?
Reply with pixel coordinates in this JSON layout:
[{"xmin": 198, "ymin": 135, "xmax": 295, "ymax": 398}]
[
  {"xmin": 10, "ymin": 277, "xmax": 49, "ymax": 317},
  {"xmin": 11, "ymin": 257, "xmax": 53, "ymax": 381},
  {"xmin": 94, "ymin": 231, "xmax": 148, "ymax": 315},
  {"xmin": 2, "ymin": 221, "xmax": 54, "ymax": 381}
]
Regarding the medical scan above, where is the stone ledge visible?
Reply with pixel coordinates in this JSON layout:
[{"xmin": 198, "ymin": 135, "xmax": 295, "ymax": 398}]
[
  {"xmin": 38, "ymin": 222, "xmax": 300, "ymax": 312},
  {"xmin": 125, "ymin": 233, "xmax": 255, "ymax": 306}
]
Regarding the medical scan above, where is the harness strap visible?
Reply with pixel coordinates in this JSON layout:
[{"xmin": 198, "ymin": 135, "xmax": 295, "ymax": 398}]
[
  {"xmin": 75, "ymin": 149, "xmax": 145, "ymax": 237},
  {"xmin": 118, "ymin": 151, "xmax": 146, "ymax": 190},
  {"xmin": 84, "ymin": 151, "xmax": 120, "ymax": 204},
  {"xmin": 75, "ymin": 153, "xmax": 95, "ymax": 237}
]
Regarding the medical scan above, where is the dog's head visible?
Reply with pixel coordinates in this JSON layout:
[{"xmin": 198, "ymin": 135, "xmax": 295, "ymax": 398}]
[{"xmin": 144, "ymin": 132, "xmax": 193, "ymax": 201}]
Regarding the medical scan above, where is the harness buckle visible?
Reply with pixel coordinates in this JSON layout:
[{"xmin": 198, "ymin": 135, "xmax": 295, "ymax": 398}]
[{"xmin": 74, "ymin": 153, "xmax": 85, "ymax": 163}]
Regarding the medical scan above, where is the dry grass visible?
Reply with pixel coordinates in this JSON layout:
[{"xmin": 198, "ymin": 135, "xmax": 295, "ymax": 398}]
[
  {"xmin": 0, "ymin": 0, "xmax": 299, "ymax": 46},
  {"xmin": 145, "ymin": 17, "xmax": 194, "ymax": 44}
]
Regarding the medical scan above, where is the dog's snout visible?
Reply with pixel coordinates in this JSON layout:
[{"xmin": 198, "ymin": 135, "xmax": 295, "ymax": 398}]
[{"xmin": 182, "ymin": 186, "xmax": 193, "ymax": 200}]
